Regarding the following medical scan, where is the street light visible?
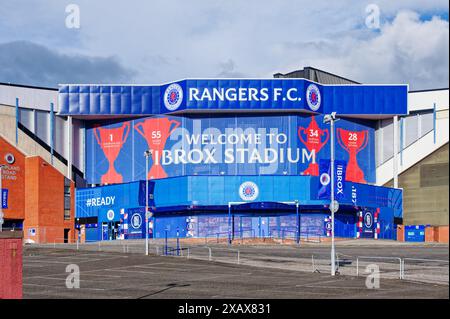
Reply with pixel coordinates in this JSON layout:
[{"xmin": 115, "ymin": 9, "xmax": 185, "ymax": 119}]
[
  {"xmin": 323, "ymin": 112, "xmax": 339, "ymax": 276},
  {"xmin": 144, "ymin": 150, "xmax": 153, "ymax": 256},
  {"xmin": 295, "ymin": 200, "xmax": 300, "ymax": 244},
  {"xmin": 227, "ymin": 202, "xmax": 245, "ymax": 245},
  {"xmin": 0, "ymin": 164, "xmax": 7, "ymax": 232}
]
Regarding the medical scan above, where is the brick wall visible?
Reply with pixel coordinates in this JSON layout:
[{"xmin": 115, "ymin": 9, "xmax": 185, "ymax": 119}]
[
  {"xmin": 0, "ymin": 137, "xmax": 25, "ymax": 220},
  {"xmin": 23, "ymin": 156, "xmax": 75, "ymax": 243},
  {"xmin": 0, "ymin": 136, "xmax": 75, "ymax": 244},
  {"xmin": 0, "ymin": 233, "xmax": 22, "ymax": 299}
]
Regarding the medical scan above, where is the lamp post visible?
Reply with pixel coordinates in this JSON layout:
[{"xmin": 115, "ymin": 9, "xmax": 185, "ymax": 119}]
[
  {"xmin": 227, "ymin": 202, "xmax": 246, "ymax": 245},
  {"xmin": 0, "ymin": 164, "xmax": 6, "ymax": 232},
  {"xmin": 228, "ymin": 203, "xmax": 232, "ymax": 245},
  {"xmin": 295, "ymin": 200, "xmax": 300, "ymax": 244},
  {"xmin": 144, "ymin": 150, "xmax": 152, "ymax": 256},
  {"xmin": 323, "ymin": 112, "xmax": 339, "ymax": 276}
]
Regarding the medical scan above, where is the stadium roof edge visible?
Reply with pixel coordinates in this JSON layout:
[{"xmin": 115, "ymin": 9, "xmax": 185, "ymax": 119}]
[
  {"xmin": 273, "ymin": 66, "xmax": 361, "ymax": 84},
  {"xmin": 57, "ymin": 79, "xmax": 408, "ymax": 87},
  {"xmin": 408, "ymin": 87, "xmax": 449, "ymax": 93},
  {"xmin": 0, "ymin": 81, "xmax": 58, "ymax": 91}
]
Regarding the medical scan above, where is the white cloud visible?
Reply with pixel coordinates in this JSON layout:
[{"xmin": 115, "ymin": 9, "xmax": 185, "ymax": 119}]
[
  {"xmin": 277, "ymin": 10, "xmax": 449, "ymax": 89},
  {"xmin": 0, "ymin": 1, "xmax": 448, "ymax": 89},
  {"xmin": 0, "ymin": 41, "xmax": 134, "ymax": 87}
]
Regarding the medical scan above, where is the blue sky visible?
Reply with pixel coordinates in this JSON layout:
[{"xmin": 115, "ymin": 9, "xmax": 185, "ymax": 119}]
[{"xmin": 0, "ymin": 0, "xmax": 448, "ymax": 90}]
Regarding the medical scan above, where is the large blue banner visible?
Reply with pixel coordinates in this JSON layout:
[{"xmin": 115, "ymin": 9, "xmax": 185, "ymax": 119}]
[
  {"xmin": 124, "ymin": 207, "xmax": 147, "ymax": 239},
  {"xmin": 76, "ymin": 180, "xmax": 154, "ymax": 219},
  {"xmin": 361, "ymin": 210, "xmax": 375, "ymax": 238},
  {"xmin": 59, "ymin": 80, "xmax": 408, "ymax": 116},
  {"xmin": 138, "ymin": 180, "xmax": 155, "ymax": 207},
  {"xmin": 317, "ymin": 159, "xmax": 347, "ymax": 200},
  {"xmin": 312, "ymin": 177, "xmax": 403, "ymax": 216},
  {"xmin": 85, "ymin": 114, "xmax": 376, "ymax": 185}
]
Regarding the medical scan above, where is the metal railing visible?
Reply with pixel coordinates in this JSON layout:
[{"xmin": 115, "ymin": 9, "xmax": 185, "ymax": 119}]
[
  {"xmin": 204, "ymin": 228, "xmax": 256, "ymax": 244},
  {"xmin": 26, "ymin": 240, "xmax": 449, "ymax": 285},
  {"xmin": 402, "ymin": 258, "xmax": 449, "ymax": 284},
  {"xmin": 356, "ymin": 256, "xmax": 403, "ymax": 279}
]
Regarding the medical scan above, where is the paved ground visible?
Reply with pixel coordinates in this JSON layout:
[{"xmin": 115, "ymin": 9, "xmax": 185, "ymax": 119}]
[
  {"xmin": 43, "ymin": 239, "xmax": 449, "ymax": 284},
  {"xmin": 46, "ymin": 238, "xmax": 450, "ymax": 260},
  {"xmin": 23, "ymin": 246, "xmax": 449, "ymax": 299},
  {"xmin": 204, "ymin": 239, "xmax": 450, "ymax": 259}
]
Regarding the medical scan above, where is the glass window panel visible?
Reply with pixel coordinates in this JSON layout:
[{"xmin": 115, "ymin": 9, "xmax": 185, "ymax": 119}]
[
  {"xmin": 19, "ymin": 108, "xmax": 34, "ymax": 132},
  {"xmin": 404, "ymin": 115, "xmax": 419, "ymax": 147},
  {"xmin": 381, "ymin": 118, "xmax": 393, "ymax": 162},
  {"xmin": 420, "ymin": 112, "xmax": 434, "ymax": 137},
  {"xmin": 35, "ymin": 110, "xmax": 49, "ymax": 144}
]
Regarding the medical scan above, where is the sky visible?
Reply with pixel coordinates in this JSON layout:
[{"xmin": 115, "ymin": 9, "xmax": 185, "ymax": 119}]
[{"xmin": 0, "ymin": 0, "xmax": 448, "ymax": 90}]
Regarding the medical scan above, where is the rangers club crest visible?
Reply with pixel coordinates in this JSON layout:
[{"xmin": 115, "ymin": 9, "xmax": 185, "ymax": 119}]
[
  {"xmin": 306, "ymin": 84, "xmax": 321, "ymax": 111},
  {"xmin": 4, "ymin": 153, "xmax": 15, "ymax": 164},
  {"xmin": 164, "ymin": 83, "xmax": 183, "ymax": 111},
  {"xmin": 239, "ymin": 181, "xmax": 259, "ymax": 201},
  {"xmin": 106, "ymin": 209, "xmax": 115, "ymax": 221},
  {"xmin": 364, "ymin": 211, "xmax": 373, "ymax": 228},
  {"xmin": 320, "ymin": 172, "xmax": 331, "ymax": 186},
  {"xmin": 131, "ymin": 213, "xmax": 142, "ymax": 229}
]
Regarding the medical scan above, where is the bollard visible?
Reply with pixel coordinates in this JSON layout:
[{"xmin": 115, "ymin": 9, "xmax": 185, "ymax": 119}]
[
  {"xmin": 176, "ymin": 228, "xmax": 180, "ymax": 256},
  {"xmin": 356, "ymin": 258, "xmax": 359, "ymax": 277},
  {"xmin": 336, "ymin": 253, "xmax": 340, "ymax": 274},
  {"xmin": 401, "ymin": 259, "xmax": 404, "ymax": 280},
  {"xmin": 164, "ymin": 229, "xmax": 168, "ymax": 256}
]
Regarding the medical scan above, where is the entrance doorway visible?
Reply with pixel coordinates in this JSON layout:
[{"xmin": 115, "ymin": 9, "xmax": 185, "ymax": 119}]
[
  {"xmin": 102, "ymin": 222, "xmax": 120, "ymax": 240},
  {"xmin": 64, "ymin": 228, "xmax": 70, "ymax": 243}
]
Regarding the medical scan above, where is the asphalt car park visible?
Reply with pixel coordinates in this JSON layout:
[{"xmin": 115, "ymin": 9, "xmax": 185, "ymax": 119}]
[{"xmin": 23, "ymin": 244, "xmax": 449, "ymax": 299}]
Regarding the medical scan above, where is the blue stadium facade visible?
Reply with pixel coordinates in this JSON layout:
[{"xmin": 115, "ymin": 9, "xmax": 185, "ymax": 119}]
[{"xmin": 61, "ymin": 78, "xmax": 407, "ymax": 242}]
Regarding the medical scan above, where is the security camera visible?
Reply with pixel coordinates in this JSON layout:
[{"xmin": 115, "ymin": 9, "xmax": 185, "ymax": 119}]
[
  {"xmin": 323, "ymin": 112, "xmax": 338, "ymax": 124},
  {"xmin": 144, "ymin": 150, "xmax": 153, "ymax": 157}
]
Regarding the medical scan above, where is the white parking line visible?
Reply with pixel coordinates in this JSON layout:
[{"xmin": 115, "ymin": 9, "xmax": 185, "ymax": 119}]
[
  {"xmin": 81, "ymin": 273, "xmax": 123, "ymax": 278},
  {"xmin": 104, "ymin": 269, "xmax": 156, "ymax": 275},
  {"xmin": 26, "ymin": 276, "xmax": 123, "ymax": 284},
  {"xmin": 23, "ymin": 283, "xmax": 106, "ymax": 291},
  {"xmin": 133, "ymin": 264, "xmax": 213, "ymax": 272},
  {"xmin": 295, "ymin": 284, "xmax": 366, "ymax": 290},
  {"xmin": 56, "ymin": 253, "xmax": 129, "ymax": 259},
  {"xmin": 24, "ymin": 262, "xmax": 148, "ymax": 280},
  {"xmin": 24, "ymin": 256, "xmax": 130, "ymax": 265},
  {"xmin": 23, "ymin": 264, "xmax": 46, "ymax": 268},
  {"xmin": 25, "ymin": 260, "xmax": 75, "ymax": 265}
]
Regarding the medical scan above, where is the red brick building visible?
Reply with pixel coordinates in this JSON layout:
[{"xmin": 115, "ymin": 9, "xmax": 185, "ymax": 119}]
[{"xmin": 0, "ymin": 136, "xmax": 75, "ymax": 243}]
